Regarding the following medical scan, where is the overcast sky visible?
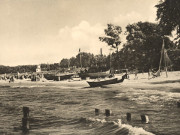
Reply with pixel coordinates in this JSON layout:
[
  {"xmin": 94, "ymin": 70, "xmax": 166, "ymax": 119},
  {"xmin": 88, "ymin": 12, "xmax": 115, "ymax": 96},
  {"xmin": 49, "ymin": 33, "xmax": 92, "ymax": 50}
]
[{"xmin": 0, "ymin": 0, "xmax": 159, "ymax": 66}]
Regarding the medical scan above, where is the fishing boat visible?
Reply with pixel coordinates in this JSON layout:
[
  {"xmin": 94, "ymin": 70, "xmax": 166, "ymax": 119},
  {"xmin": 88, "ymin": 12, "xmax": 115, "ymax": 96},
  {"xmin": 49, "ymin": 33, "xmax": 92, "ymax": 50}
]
[
  {"xmin": 71, "ymin": 74, "xmax": 81, "ymax": 81},
  {"xmin": 87, "ymin": 74, "xmax": 126, "ymax": 87},
  {"xmin": 78, "ymin": 70, "xmax": 110, "ymax": 79},
  {"xmin": 44, "ymin": 72, "xmax": 74, "ymax": 81},
  {"xmin": 78, "ymin": 48, "xmax": 110, "ymax": 79}
]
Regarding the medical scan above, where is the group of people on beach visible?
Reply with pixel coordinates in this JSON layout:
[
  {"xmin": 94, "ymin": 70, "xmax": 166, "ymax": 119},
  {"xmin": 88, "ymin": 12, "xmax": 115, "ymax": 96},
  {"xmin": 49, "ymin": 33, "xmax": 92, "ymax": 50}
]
[{"xmin": 133, "ymin": 68, "xmax": 161, "ymax": 80}]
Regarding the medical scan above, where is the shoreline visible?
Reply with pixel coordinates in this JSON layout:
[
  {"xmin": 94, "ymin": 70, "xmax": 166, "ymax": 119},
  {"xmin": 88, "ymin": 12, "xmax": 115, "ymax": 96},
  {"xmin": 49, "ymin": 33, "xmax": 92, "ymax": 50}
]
[{"xmin": 0, "ymin": 71, "xmax": 179, "ymax": 90}]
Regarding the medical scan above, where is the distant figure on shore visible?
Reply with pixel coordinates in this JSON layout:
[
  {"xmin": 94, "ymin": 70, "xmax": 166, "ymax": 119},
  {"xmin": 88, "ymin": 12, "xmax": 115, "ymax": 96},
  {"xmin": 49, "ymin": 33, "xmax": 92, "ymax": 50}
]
[
  {"xmin": 125, "ymin": 69, "xmax": 129, "ymax": 79},
  {"xmin": 9, "ymin": 76, "xmax": 14, "ymax": 83},
  {"xmin": 152, "ymin": 69, "xmax": 161, "ymax": 78},
  {"xmin": 148, "ymin": 69, "xmax": 151, "ymax": 79},
  {"xmin": 134, "ymin": 69, "xmax": 138, "ymax": 79}
]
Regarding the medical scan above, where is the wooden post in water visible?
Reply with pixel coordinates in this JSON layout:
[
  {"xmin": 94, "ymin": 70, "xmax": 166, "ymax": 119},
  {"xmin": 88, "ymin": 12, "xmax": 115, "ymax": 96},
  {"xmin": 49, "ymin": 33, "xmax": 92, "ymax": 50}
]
[
  {"xmin": 141, "ymin": 114, "xmax": 149, "ymax": 123},
  {"xmin": 79, "ymin": 48, "xmax": 82, "ymax": 69},
  {"xmin": 23, "ymin": 107, "xmax": 29, "ymax": 118},
  {"xmin": 177, "ymin": 102, "xmax": 180, "ymax": 108},
  {"xmin": 95, "ymin": 108, "xmax": 100, "ymax": 115},
  {"xmin": 126, "ymin": 113, "xmax": 131, "ymax": 121},
  {"xmin": 22, "ymin": 107, "xmax": 30, "ymax": 132},
  {"xmin": 105, "ymin": 109, "xmax": 112, "ymax": 117}
]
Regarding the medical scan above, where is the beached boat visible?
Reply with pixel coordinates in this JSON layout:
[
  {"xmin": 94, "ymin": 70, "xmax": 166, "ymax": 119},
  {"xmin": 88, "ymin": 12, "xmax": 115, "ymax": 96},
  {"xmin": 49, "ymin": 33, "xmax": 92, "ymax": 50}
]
[
  {"xmin": 78, "ymin": 71, "xmax": 110, "ymax": 79},
  {"xmin": 71, "ymin": 74, "xmax": 81, "ymax": 81},
  {"xmin": 57, "ymin": 73, "xmax": 74, "ymax": 81},
  {"xmin": 78, "ymin": 48, "xmax": 110, "ymax": 80},
  {"xmin": 44, "ymin": 73, "xmax": 74, "ymax": 81},
  {"xmin": 87, "ymin": 74, "xmax": 126, "ymax": 87}
]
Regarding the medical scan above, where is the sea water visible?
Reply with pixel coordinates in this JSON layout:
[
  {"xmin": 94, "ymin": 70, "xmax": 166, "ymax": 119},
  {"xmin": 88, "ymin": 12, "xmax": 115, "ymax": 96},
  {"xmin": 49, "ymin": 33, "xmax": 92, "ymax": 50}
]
[{"xmin": 0, "ymin": 81, "xmax": 180, "ymax": 135}]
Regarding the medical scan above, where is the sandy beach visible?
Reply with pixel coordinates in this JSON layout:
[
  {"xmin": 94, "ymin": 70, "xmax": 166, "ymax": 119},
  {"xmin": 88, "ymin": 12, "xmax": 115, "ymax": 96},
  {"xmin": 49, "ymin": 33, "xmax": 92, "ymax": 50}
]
[
  {"xmin": 1, "ymin": 71, "xmax": 179, "ymax": 90},
  {"xmin": 122, "ymin": 71, "xmax": 180, "ymax": 90}
]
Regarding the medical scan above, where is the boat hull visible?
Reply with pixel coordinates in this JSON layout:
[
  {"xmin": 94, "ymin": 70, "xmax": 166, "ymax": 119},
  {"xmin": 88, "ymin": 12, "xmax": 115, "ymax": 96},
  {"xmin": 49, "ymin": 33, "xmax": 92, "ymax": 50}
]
[
  {"xmin": 87, "ymin": 78, "xmax": 118, "ymax": 87},
  {"xmin": 44, "ymin": 73, "xmax": 74, "ymax": 81},
  {"xmin": 87, "ymin": 74, "xmax": 126, "ymax": 87},
  {"xmin": 79, "ymin": 72, "xmax": 109, "ymax": 79}
]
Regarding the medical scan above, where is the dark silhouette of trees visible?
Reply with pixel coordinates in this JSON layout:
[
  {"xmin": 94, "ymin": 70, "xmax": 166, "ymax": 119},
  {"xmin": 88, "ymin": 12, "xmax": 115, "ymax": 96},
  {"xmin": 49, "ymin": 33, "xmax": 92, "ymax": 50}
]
[
  {"xmin": 76, "ymin": 52, "xmax": 94, "ymax": 68},
  {"xmin": 69, "ymin": 57, "xmax": 79, "ymax": 68},
  {"xmin": 156, "ymin": 0, "xmax": 180, "ymax": 47},
  {"xmin": 115, "ymin": 22, "xmax": 175, "ymax": 72},
  {"xmin": 0, "ymin": 65, "xmax": 37, "ymax": 74},
  {"xmin": 60, "ymin": 58, "xmax": 69, "ymax": 68}
]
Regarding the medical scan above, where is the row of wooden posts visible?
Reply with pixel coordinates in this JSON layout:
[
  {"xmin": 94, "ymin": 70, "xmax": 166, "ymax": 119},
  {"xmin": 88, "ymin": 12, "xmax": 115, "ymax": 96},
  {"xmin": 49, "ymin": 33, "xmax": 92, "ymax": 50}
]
[
  {"xmin": 20, "ymin": 107, "xmax": 149, "ymax": 132},
  {"xmin": 21, "ymin": 102, "xmax": 180, "ymax": 132},
  {"xmin": 95, "ymin": 108, "xmax": 149, "ymax": 123},
  {"xmin": 96, "ymin": 101, "xmax": 180, "ymax": 124}
]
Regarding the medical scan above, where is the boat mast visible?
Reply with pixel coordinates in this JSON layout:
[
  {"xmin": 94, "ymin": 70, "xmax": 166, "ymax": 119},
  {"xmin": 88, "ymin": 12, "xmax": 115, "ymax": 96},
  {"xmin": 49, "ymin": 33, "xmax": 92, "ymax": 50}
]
[
  {"xmin": 159, "ymin": 38, "xmax": 165, "ymax": 71},
  {"xmin": 109, "ymin": 48, "xmax": 113, "ymax": 73},
  {"xmin": 68, "ymin": 59, "xmax": 70, "ymax": 69},
  {"xmin": 100, "ymin": 48, "xmax": 103, "ymax": 71},
  {"xmin": 79, "ymin": 48, "xmax": 82, "ymax": 69},
  {"xmin": 159, "ymin": 37, "xmax": 168, "ymax": 77},
  {"xmin": 164, "ymin": 49, "xmax": 168, "ymax": 77},
  {"xmin": 100, "ymin": 48, "xmax": 102, "ymax": 56}
]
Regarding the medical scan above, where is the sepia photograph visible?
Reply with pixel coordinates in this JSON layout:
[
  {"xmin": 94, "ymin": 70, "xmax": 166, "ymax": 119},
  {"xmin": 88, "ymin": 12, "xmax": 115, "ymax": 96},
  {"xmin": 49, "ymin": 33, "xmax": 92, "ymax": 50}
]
[{"xmin": 0, "ymin": 0, "xmax": 180, "ymax": 134}]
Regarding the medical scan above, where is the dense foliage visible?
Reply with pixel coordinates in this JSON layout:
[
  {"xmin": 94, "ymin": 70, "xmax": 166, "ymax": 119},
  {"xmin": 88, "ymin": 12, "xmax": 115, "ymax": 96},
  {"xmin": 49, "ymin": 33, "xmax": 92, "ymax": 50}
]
[
  {"xmin": 121, "ymin": 22, "xmax": 175, "ymax": 71},
  {"xmin": 156, "ymin": 0, "xmax": 180, "ymax": 47},
  {"xmin": 99, "ymin": 24, "xmax": 122, "ymax": 51},
  {"xmin": 0, "ymin": 65, "xmax": 37, "ymax": 74},
  {"xmin": 60, "ymin": 52, "xmax": 109, "ymax": 72}
]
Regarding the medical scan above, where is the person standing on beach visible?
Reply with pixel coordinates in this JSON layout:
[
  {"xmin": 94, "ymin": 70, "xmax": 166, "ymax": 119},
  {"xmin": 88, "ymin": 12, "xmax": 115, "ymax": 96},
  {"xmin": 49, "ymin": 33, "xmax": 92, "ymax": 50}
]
[
  {"xmin": 148, "ymin": 69, "xmax": 151, "ymax": 79},
  {"xmin": 134, "ymin": 69, "xmax": 138, "ymax": 79}
]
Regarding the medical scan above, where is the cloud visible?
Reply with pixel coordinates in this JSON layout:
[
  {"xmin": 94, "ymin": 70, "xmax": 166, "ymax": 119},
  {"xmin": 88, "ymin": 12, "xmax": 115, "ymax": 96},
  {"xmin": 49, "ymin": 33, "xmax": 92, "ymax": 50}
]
[
  {"xmin": 113, "ymin": 11, "xmax": 157, "ymax": 28},
  {"xmin": 113, "ymin": 11, "xmax": 143, "ymax": 27},
  {"xmin": 148, "ymin": 1, "xmax": 158, "ymax": 22},
  {"xmin": 112, "ymin": 11, "xmax": 144, "ymax": 43},
  {"xmin": 0, "ymin": 21, "xmax": 111, "ymax": 66},
  {"xmin": 56, "ymin": 21, "xmax": 110, "ymax": 58},
  {"xmin": 112, "ymin": 3, "xmax": 158, "ymax": 43},
  {"xmin": 113, "ymin": 0, "xmax": 158, "ymax": 27}
]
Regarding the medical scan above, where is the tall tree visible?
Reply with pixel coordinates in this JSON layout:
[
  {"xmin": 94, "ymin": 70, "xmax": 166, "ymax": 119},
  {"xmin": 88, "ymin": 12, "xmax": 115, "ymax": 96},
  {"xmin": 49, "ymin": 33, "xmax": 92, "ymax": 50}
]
[
  {"xmin": 69, "ymin": 57, "xmax": 79, "ymax": 68},
  {"xmin": 156, "ymin": 0, "xmax": 180, "ymax": 47},
  {"xmin": 99, "ymin": 24, "xmax": 122, "ymax": 52},
  {"xmin": 60, "ymin": 58, "xmax": 69, "ymax": 68},
  {"xmin": 99, "ymin": 24, "xmax": 122, "ymax": 69},
  {"xmin": 76, "ymin": 52, "xmax": 95, "ymax": 68}
]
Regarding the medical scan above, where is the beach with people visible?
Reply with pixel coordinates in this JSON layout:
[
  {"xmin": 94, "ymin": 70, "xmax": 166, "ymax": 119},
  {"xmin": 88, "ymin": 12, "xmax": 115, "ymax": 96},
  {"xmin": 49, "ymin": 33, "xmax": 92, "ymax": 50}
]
[
  {"xmin": 1, "ymin": 0, "xmax": 180, "ymax": 134},
  {"xmin": 1, "ymin": 71, "xmax": 179, "ymax": 89}
]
